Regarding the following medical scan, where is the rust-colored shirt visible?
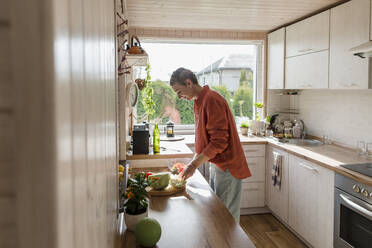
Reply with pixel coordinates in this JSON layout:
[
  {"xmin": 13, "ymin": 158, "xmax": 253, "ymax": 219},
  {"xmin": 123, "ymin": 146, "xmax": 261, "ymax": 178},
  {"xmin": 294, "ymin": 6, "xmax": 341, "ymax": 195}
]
[{"xmin": 194, "ymin": 86, "xmax": 251, "ymax": 179}]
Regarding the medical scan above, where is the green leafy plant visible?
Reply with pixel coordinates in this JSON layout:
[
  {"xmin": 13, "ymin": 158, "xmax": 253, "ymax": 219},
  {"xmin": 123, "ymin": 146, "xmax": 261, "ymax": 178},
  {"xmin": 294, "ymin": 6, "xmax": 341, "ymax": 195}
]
[
  {"xmin": 142, "ymin": 64, "xmax": 155, "ymax": 122},
  {"xmin": 254, "ymin": 102, "xmax": 264, "ymax": 121},
  {"xmin": 124, "ymin": 172, "xmax": 148, "ymax": 215},
  {"xmin": 240, "ymin": 122, "xmax": 249, "ymax": 128},
  {"xmin": 265, "ymin": 115, "xmax": 271, "ymax": 123}
]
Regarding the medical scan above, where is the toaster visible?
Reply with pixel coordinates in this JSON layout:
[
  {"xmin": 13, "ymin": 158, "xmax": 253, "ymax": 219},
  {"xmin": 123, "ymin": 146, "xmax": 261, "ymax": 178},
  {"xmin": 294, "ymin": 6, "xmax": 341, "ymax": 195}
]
[{"xmin": 132, "ymin": 123, "xmax": 149, "ymax": 154}]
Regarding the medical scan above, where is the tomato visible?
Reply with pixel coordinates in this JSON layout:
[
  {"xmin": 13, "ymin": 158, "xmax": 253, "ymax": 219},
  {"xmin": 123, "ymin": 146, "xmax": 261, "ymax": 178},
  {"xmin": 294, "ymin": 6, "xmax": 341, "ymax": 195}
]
[{"xmin": 146, "ymin": 172, "xmax": 152, "ymax": 179}]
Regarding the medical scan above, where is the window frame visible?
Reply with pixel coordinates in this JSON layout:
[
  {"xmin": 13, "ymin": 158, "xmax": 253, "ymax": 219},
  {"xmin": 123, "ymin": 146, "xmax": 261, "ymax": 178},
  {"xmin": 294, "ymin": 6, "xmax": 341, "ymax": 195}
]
[{"xmin": 139, "ymin": 39, "xmax": 265, "ymax": 133}]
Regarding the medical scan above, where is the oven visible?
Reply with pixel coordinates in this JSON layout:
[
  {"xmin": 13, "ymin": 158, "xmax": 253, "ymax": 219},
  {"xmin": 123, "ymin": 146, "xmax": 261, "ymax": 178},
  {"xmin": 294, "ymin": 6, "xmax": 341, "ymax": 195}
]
[{"xmin": 334, "ymin": 173, "xmax": 372, "ymax": 248}]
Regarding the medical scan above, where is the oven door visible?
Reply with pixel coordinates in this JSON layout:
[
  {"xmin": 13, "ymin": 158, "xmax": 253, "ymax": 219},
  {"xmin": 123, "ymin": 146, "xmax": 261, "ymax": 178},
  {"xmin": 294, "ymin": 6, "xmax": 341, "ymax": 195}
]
[{"xmin": 334, "ymin": 188, "xmax": 372, "ymax": 248}]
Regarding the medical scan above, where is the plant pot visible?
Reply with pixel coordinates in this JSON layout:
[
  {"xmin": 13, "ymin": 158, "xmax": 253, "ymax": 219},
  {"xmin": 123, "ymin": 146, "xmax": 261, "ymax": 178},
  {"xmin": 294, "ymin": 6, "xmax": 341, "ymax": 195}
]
[
  {"xmin": 124, "ymin": 208, "xmax": 148, "ymax": 232},
  {"xmin": 240, "ymin": 127, "xmax": 248, "ymax": 136}
]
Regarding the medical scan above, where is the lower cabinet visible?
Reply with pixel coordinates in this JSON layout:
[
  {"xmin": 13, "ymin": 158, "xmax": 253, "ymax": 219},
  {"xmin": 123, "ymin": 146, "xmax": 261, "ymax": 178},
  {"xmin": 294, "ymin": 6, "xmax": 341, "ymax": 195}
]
[
  {"xmin": 288, "ymin": 154, "xmax": 334, "ymax": 248},
  {"xmin": 265, "ymin": 145, "xmax": 289, "ymax": 223},
  {"xmin": 240, "ymin": 182, "xmax": 265, "ymax": 208},
  {"xmin": 265, "ymin": 148, "xmax": 334, "ymax": 248},
  {"xmin": 241, "ymin": 145, "xmax": 266, "ymax": 208}
]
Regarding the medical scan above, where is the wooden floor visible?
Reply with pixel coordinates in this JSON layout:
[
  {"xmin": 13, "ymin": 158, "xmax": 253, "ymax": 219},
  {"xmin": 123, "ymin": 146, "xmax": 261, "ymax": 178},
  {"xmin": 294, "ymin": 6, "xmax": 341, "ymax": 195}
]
[{"xmin": 240, "ymin": 214, "xmax": 308, "ymax": 248}]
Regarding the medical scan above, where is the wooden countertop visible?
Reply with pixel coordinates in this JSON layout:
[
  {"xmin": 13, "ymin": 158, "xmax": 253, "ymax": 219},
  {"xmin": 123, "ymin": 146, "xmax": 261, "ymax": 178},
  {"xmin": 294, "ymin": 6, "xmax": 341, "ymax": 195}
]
[
  {"xmin": 267, "ymin": 139, "xmax": 372, "ymax": 186},
  {"xmin": 128, "ymin": 134, "xmax": 372, "ymax": 186},
  {"xmin": 120, "ymin": 168, "xmax": 255, "ymax": 248},
  {"xmin": 126, "ymin": 138, "xmax": 194, "ymax": 160}
]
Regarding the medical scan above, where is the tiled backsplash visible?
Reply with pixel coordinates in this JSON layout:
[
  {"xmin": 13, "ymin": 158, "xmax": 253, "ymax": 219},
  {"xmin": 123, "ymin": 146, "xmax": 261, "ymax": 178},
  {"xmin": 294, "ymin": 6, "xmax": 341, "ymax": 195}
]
[{"xmin": 268, "ymin": 90, "xmax": 372, "ymax": 148}]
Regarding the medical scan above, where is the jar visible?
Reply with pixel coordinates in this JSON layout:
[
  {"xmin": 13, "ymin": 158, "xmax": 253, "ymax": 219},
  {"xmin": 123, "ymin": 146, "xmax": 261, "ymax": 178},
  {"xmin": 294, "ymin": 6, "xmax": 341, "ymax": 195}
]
[
  {"xmin": 293, "ymin": 126, "xmax": 302, "ymax": 139},
  {"xmin": 284, "ymin": 127, "xmax": 293, "ymax": 138}
]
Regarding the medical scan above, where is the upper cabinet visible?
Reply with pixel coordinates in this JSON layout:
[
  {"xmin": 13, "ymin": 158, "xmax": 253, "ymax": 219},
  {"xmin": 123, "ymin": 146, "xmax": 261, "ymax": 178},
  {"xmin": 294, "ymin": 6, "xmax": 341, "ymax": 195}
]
[
  {"xmin": 285, "ymin": 50, "xmax": 328, "ymax": 89},
  {"xmin": 286, "ymin": 11, "xmax": 330, "ymax": 58},
  {"xmin": 330, "ymin": 0, "xmax": 371, "ymax": 89},
  {"xmin": 267, "ymin": 28, "xmax": 285, "ymax": 89}
]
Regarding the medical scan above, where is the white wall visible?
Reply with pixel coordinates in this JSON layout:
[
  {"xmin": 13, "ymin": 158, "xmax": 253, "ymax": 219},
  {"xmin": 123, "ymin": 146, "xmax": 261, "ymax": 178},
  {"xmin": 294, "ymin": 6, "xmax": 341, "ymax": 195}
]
[{"xmin": 291, "ymin": 90, "xmax": 372, "ymax": 148}]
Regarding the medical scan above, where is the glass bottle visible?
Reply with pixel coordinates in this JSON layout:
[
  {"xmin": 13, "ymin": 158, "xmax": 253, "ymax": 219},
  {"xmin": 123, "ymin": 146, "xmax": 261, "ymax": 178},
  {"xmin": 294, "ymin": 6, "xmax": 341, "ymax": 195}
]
[{"xmin": 153, "ymin": 124, "xmax": 160, "ymax": 154}]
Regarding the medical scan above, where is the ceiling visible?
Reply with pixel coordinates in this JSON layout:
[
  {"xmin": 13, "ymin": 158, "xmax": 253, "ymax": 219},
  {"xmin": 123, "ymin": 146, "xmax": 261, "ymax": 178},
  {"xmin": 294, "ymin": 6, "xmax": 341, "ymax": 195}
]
[{"xmin": 125, "ymin": 0, "xmax": 345, "ymax": 32}]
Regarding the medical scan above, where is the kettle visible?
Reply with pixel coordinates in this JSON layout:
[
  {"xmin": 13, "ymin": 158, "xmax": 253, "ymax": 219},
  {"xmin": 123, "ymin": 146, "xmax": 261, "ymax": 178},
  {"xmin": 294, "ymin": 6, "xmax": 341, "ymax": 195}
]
[{"xmin": 127, "ymin": 35, "xmax": 144, "ymax": 54}]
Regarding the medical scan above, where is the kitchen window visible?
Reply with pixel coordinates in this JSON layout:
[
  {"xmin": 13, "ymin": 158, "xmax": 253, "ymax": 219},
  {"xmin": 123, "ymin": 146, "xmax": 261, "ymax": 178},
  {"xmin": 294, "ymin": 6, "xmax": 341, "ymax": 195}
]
[{"xmin": 135, "ymin": 41, "xmax": 263, "ymax": 133}]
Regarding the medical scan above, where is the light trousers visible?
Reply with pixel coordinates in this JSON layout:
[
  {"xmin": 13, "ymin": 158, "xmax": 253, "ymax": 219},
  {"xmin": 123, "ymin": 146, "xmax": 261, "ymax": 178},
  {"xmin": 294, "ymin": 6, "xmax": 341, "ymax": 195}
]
[{"xmin": 210, "ymin": 164, "xmax": 242, "ymax": 223}]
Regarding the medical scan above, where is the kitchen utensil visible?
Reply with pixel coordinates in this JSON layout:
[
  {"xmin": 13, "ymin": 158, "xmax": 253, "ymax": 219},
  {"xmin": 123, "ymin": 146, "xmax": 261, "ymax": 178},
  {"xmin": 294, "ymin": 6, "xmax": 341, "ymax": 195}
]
[
  {"xmin": 357, "ymin": 140, "xmax": 366, "ymax": 155},
  {"xmin": 366, "ymin": 142, "xmax": 372, "ymax": 157}
]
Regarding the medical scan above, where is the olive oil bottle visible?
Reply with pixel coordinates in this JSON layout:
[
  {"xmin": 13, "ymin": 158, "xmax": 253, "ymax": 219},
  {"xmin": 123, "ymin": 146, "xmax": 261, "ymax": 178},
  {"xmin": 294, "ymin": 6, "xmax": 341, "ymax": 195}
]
[{"xmin": 153, "ymin": 124, "xmax": 160, "ymax": 154}]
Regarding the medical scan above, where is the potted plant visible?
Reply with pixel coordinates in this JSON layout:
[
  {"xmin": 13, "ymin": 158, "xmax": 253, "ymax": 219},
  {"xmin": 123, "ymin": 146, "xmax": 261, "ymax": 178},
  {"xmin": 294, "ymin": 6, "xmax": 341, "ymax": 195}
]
[
  {"xmin": 141, "ymin": 64, "xmax": 155, "ymax": 122},
  {"xmin": 124, "ymin": 172, "xmax": 149, "ymax": 231},
  {"xmin": 250, "ymin": 102, "xmax": 265, "ymax": 135},
  {"xmin": 240, "ymin": 122, "xmax": 249, "ymax": 136}
]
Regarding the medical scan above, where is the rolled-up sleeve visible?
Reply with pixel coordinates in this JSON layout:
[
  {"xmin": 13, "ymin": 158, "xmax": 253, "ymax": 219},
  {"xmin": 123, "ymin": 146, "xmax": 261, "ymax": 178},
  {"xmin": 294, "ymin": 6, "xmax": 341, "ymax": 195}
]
[{"xmin": 201, "ymin": 98, "xmax": 229, "ymax": 159}]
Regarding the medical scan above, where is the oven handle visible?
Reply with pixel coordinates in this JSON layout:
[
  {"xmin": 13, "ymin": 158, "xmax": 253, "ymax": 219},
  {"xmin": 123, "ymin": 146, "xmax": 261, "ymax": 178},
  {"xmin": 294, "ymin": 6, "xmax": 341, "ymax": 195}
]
[{"xmin": 340, "ymin": 193, "xmax": 372, "ymax": 218}]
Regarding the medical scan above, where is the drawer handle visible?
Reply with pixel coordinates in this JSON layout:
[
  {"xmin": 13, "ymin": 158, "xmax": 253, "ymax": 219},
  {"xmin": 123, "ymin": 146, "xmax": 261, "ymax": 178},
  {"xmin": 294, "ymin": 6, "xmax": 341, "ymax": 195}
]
[
  {"xmin": 343, "ymin": 83, "xmax": 358, "ymax": 88},
  {"xmin": 298, "ymin": 48, "xmax": 313, "ymax": 53},
  {"xmin": 245, "ymin": 149, "xmax": 259, "ymax": 153},
  {"xmin": 299, "ymin": 162, "xmax": 318, "ymax": 173},
  {"xmin": 246, "ymin": 187, "xmax": 259, "ymax": 191}
]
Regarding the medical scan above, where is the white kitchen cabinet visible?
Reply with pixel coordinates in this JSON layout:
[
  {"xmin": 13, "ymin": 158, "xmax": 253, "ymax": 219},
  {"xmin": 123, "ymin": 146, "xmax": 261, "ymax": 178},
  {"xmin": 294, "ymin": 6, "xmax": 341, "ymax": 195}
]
[
  {"xmin": 240, "ymin": 182, "xmax": 265, "ymax": 208},
  {"xmin": 371, "ymin": 0, "xmax": 372, "ymax": 41},
  {"xmin": 288, "ymin": 155, "xmax": 334, "ymax": 248},
  {"xmin": 268, "ymin": 28, "xmax": 285, "ymax": 89},
  {"xmin": 242, "ymin": 157, "xmax": 265, "ymax": 183},
  {"xmin": 285, "ymin": 50, "xmax": 328, "ymax": 89},
  {"xmin": 330, "ymin": 0, "xmax": 371, "ymax": 89},
  {"xmin": 241, "ymin": 144, "xmax": 266, "ymax": 209},
  {"xmin": 286, "ymin": 10, "xmax": 329, "ymax": 58},
  {"xmin": 265, "ymin": 145, "xmax": 289, "ymax": 223}
]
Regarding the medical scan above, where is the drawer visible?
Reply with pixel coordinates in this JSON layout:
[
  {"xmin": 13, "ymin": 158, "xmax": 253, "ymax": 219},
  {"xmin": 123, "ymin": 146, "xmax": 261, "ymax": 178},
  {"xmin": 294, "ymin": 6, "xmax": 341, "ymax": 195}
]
[
  {"xmin": 240, "ymin": 182, "xmax": 265, "ymax": 208},
  {"xmin": 243, "ymin": 144, "xmax": 265, "ymax": 157},
  {"xmin": 243, "ymin": 157, "xmax": 265, "ymax": 183}
]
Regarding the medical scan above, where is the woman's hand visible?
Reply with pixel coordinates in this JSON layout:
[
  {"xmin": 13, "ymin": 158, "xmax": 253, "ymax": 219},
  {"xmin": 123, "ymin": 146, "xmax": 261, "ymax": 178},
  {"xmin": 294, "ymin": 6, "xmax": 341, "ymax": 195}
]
[{"xmin": 180, "ymin": 163, "xmax": 197, "ymax": 180}]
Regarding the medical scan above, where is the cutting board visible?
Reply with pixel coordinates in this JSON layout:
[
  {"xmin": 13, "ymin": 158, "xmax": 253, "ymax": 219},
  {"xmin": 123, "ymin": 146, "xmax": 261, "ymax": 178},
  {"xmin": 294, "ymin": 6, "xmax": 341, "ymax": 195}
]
[
  {"xmin": 146, "ymin": 184, "xmax": 185, "ymax": 196},
  {"xmin": 159, "ymin": 135, "xmax": 185, "ymax": 142}
]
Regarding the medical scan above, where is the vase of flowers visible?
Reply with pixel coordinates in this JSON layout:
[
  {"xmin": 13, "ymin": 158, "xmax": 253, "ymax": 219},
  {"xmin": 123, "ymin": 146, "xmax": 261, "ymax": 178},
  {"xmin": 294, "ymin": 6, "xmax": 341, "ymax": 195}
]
[
  {"xmin": 250, "ymin": 102, "xmax": 264, "ymax": 135},
  {"xmin": 123, "ymin": 172, "xmax": 149, "ymax": 232}
]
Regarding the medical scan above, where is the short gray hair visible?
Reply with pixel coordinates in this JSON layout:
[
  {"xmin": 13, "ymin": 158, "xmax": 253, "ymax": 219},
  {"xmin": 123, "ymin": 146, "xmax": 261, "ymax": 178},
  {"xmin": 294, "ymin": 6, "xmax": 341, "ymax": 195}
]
[{"xmin": 170, "ymin": 67, "xmax": 199, "ymax": 86}]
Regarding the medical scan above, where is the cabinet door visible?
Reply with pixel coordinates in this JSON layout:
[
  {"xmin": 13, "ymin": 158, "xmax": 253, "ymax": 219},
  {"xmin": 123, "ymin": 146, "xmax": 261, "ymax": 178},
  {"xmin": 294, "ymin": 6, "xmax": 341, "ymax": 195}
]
[
  {"xmin": 268, "ymin": 28, "xmax": 285, "ymax": 89},
  {"xmin": 243, "ymin": 157, "xmax": 265, "ymax": 183},
  {"xmin": 330, "ymin": 0, "xmax": 370, "ymax": 89},
  {"xmin": 240, "ymin": 182, "xmax": 265, "ymax": 208},
  {"xmin": 288, "ymin": 155, "xmax": 334, "ymax": 248},
  {"xmin": 286, "ymin": 10, "xmax": 329, "ymax": 57},
  {"xmin": 265, "ymin": 146, "xmax": 289, "ymax": 223},
  {"xmin": 285, "ymin": 50, "xmax": 328, "ymax": 89}
]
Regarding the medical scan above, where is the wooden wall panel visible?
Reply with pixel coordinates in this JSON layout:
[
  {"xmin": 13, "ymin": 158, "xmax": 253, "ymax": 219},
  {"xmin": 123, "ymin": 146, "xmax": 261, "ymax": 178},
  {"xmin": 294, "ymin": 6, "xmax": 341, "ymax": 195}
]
[
  {"xmin": 9, "ymin": 0, "xmax": 117, "ymax": 248},
  {"xmin": 129, "ymin": 27, "xmax": 266, "ymax": 41},
  {"xmin": 0, "ymin": 1, "xmax": 16, "ymax": 247},
  {"xmin": 0, "ymin": 0, "xmax": 9, "ymax": 22},
  {"xmin": 0, "ymin": 197, "xmax": 17, "ymax": 248},
  {"xmin": 0, "ymin": 26, "xmax": 11, "ymax": 109}
]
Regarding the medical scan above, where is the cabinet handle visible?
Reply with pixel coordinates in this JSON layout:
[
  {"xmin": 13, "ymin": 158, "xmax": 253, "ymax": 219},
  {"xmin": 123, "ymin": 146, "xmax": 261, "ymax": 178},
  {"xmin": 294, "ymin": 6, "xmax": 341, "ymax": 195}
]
[
  {"xmin": 299, "ymin": 162, "xmax": 318, "ymax": 173},
  {"xmin": 245, "ymin": 149, "xmax": 259, "ymax": 153},
  {"xmin": 347, "ymin": 83, "xmax": 358, "ymax": 88},
  {"xmin": 246, "ymin": 187, "xmax": 259, "ymax": 191},
  {"xmin": 298, "ymin": 48, "xmax": 313, "ymax": 53}
]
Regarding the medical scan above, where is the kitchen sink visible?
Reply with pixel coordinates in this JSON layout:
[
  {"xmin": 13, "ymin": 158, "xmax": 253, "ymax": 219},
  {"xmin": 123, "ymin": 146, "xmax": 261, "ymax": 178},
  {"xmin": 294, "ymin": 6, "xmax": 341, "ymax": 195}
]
[{"xmin": 276, "ymin": 138, "xmax": 324, "ymax": 147}]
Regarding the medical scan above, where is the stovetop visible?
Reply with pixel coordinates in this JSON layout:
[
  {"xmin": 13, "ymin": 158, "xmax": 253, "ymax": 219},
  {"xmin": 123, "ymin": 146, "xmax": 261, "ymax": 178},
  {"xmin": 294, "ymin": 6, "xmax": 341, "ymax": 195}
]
[{"xmin": 340, "ymin": 163, "xmax": 372, "ymax": 178}]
